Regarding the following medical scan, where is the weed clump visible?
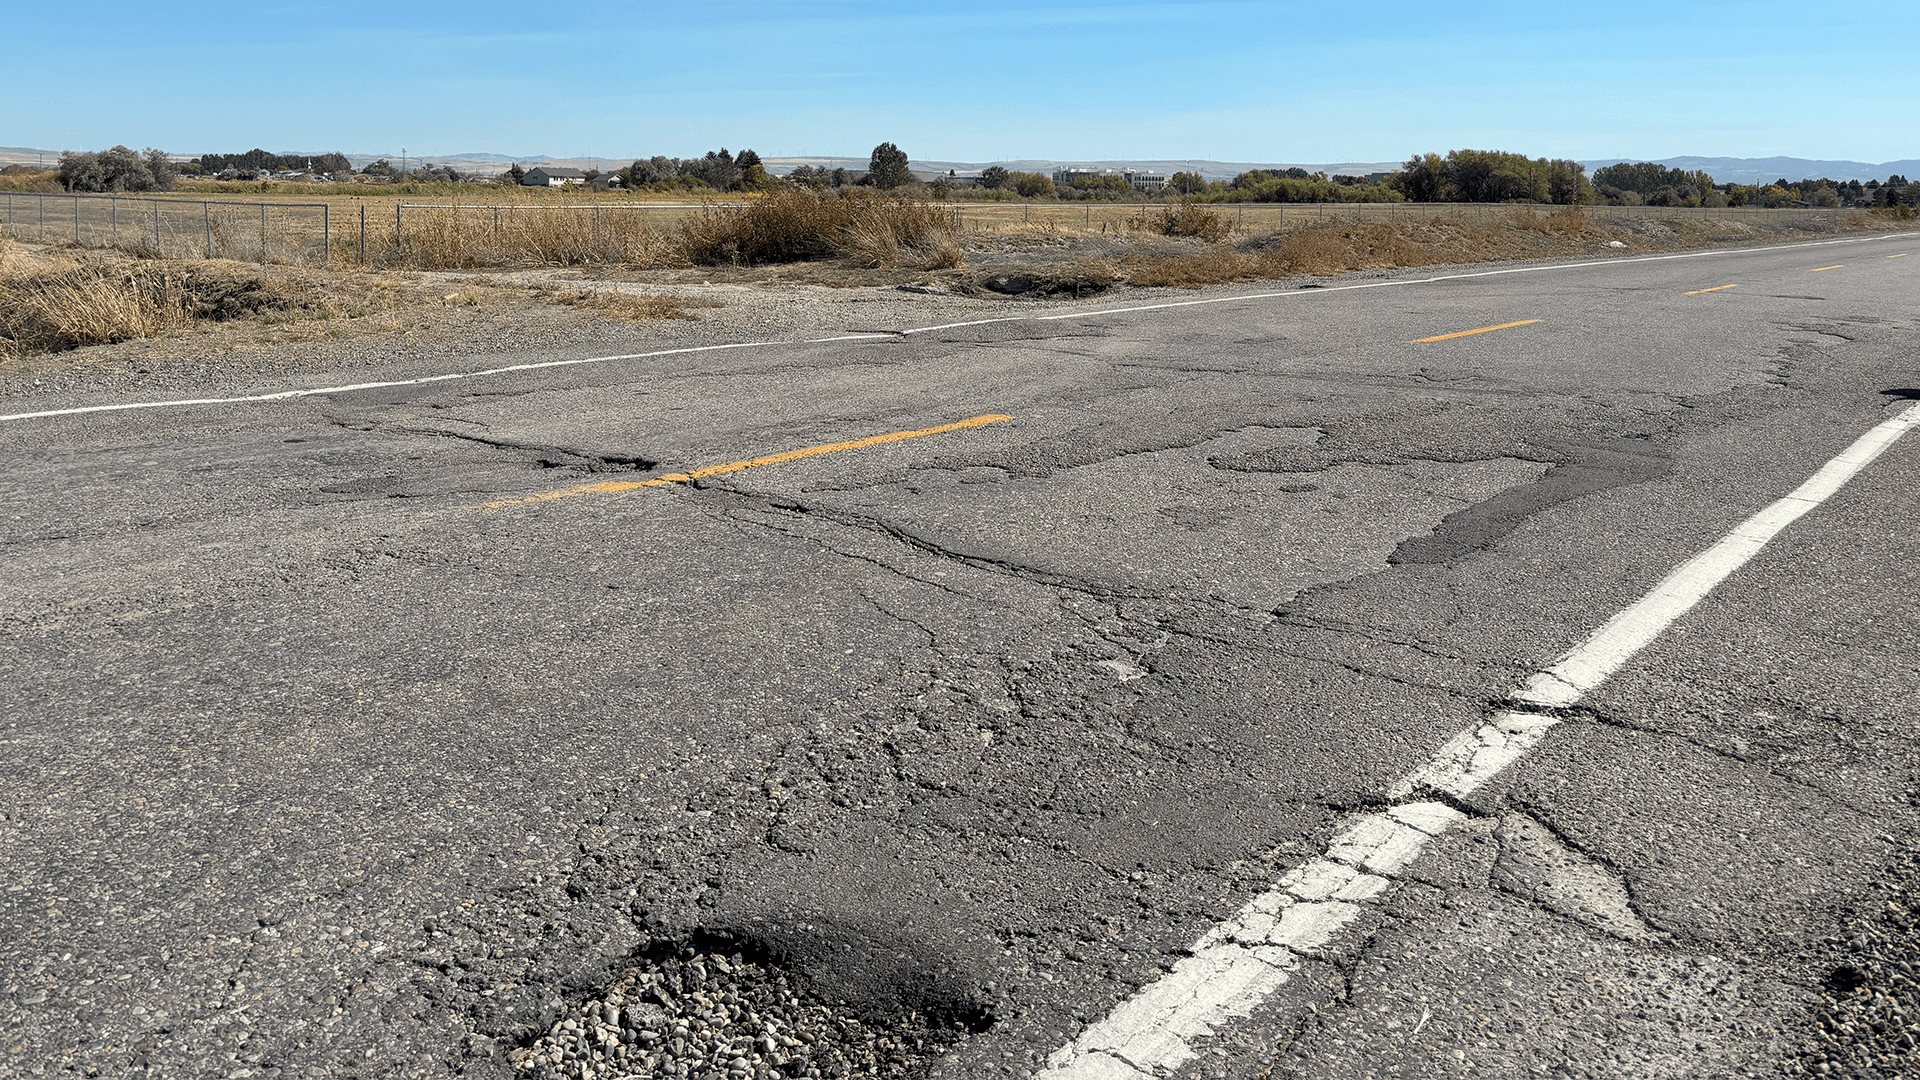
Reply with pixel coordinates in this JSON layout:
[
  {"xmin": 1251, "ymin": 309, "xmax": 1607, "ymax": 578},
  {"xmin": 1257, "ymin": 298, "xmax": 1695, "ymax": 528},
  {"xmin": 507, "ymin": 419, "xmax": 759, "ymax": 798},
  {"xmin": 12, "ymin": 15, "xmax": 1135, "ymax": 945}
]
[
  {"xmin": 675, "ymin": 190, "xmax": 963, "ymax": 269},
  {"xmin": 1130, "ymin": 202, "xmax": 1232, "ymax": 242},
  {"xmin": 0, "ymin": 243, "xmax": 191, "ymax": 354}
]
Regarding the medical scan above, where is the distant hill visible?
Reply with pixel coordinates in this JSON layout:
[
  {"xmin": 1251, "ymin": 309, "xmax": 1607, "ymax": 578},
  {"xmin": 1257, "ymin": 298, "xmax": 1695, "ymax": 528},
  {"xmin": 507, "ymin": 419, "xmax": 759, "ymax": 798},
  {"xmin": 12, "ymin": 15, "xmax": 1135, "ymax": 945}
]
[
  {"xmin": 1581, "ymin": 156, "xmax": 1920, "ymax": 184},
  {"xmin": 0, "ymin": 146, "xmax": 57, "ymax": 166}
]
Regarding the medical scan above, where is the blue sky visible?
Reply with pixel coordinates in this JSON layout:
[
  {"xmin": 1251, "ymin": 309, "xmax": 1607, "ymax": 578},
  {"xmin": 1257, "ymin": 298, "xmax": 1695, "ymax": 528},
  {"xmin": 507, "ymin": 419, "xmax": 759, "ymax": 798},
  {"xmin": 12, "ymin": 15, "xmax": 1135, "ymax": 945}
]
[{"xmin": 10, "ymin": 1, "xmax": 1917, "ymax": 164}]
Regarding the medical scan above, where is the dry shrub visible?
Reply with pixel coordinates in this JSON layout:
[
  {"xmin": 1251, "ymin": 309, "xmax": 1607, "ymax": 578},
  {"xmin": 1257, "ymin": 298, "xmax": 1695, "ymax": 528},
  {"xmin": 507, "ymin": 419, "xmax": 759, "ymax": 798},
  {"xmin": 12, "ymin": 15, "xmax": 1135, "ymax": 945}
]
[
  {"xmin": 1119, "ymin": 221, "xmax": 1465, "ymax": 289},
  {"xmin": 0, "ymin": 260, "xmax": 190, "ymax": 354},
  {"xmin": 1130, "ymin": 202, "xmax": 1233, "ymax": 242},
  {"xmin": 1508, "ymin": 205, "xmax": 1598, "ymax": 237},
  {"xmin": 1123, "ymin": 246, "xmax": 1258, "ymax": 288},
  {"xmin": 1264, "ymin": 225, "xmax": 1424, "ymax": 274},
  {"xmin": 675, "ymin": 190, "xmax": 963, "ymax": 269}
]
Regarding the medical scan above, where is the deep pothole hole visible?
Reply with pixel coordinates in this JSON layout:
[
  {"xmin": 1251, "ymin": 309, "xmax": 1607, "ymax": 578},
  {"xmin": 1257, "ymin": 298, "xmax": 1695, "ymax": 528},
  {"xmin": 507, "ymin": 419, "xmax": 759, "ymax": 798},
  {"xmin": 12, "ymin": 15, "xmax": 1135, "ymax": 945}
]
[{"xmin": 510, "ymin": 928, "xmax": 994, "ymax": 1079}]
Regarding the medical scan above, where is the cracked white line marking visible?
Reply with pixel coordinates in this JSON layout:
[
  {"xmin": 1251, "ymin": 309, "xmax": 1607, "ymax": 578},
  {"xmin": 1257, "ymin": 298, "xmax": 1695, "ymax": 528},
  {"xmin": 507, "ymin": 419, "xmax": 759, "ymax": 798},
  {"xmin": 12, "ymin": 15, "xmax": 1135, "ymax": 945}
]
[
  {"xmin": 1514, "ymin": 400, "xmax": 1920, "ymax": 708},
  {"xmin": 1039, "ymin": 399, "xmax": 1920, "ymax": 1080},
  {"xmin": 2, "ymin": 234, "xmax": 1906, "ymax": 424}
]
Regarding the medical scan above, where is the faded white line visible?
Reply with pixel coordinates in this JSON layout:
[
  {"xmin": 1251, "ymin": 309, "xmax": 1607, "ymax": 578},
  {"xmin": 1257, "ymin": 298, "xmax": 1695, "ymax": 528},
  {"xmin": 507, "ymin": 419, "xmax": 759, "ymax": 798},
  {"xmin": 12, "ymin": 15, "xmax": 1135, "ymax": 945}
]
[
  {"xmin": 3, "ymin": 234, "xmax": 1906, "ymax": 424},
  {"xmin": 1039, "ymin": 399, "xmax": 1920, "ymax": 1079},
  {"xmin": 0, "ymin": 335, "xmax": 896, "ymax": 423}
]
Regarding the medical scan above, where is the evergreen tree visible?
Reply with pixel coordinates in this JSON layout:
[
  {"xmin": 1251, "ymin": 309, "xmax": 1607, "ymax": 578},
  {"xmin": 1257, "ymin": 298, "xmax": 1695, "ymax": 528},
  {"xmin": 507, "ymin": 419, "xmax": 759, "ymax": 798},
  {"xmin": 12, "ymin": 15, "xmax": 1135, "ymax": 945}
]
[{"xmin": 868, "ymin": 142, "xmax": 911, "ymax": 189}]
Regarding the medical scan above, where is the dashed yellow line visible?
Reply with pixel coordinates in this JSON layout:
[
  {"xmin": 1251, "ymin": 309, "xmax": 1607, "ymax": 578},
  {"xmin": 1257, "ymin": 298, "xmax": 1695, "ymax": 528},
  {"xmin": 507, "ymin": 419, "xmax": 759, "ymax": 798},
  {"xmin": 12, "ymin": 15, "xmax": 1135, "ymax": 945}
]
[
  {"xmin": 1685, "ymin": 284, "xmax": 1740, "ymax": 295},
  {"xmin": 1810, "ymin": 265, "xmax": 1844, "ymax": 272},
  {"xmin": 1889, "ymin": 253, "xmax": 1910, "ymax": 259},
  {"xmin": 1412, "ymin": 319, "xmax": 1540, "ymax": 344},
  {"xmin": 478, "ymin": 413, "xmax": 1013, "ymax": 509}
]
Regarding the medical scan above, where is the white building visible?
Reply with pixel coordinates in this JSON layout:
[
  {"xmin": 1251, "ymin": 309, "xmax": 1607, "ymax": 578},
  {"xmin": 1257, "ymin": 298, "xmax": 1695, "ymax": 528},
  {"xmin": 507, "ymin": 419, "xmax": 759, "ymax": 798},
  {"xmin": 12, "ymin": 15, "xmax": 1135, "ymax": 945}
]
[{"xmin": 1051, "ymin": 167, "xmax": 1167, "ymax": 193}]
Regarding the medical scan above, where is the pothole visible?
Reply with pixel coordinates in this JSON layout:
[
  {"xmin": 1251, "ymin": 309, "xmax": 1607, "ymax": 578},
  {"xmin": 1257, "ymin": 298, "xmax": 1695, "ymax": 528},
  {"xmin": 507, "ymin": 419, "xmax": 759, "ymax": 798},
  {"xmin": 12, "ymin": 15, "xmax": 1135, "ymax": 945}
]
[{"xmin": 510, "ymin": 929, "xmax": 994, "ymax": 1079}]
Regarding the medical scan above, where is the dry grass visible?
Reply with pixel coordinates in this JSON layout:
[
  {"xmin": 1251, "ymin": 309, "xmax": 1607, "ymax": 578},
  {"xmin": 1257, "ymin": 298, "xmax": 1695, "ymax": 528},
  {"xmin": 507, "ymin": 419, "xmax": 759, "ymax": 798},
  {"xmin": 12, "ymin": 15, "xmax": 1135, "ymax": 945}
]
[
  {"xmin": 0, "ymin": 232, "xmax": 191, "ymax": 354},
  {"xmin": 0, "ymin": 224, "xmax": 722, "ymax": 361},
  {"xmin": 551, "ymin": 288, "xmax": 721, "ymax": 323},
  {"xmin": 1129, "ymin": 202, "xmax": 1233, "ymax": 242},
  {"xmin": 675, "ymin": 190, "xmax": 963, "ymax": 269},
  {"xmin": 380, "ymin": 205, "xmax": 671, "ymax": 269},
  {"xmin": 1115, "ymin": 211, "xmax": 1633, "ymax": 289},
  {"xmin": 371, "ymin": 190, "xmax": 964, "ymax": 271}
]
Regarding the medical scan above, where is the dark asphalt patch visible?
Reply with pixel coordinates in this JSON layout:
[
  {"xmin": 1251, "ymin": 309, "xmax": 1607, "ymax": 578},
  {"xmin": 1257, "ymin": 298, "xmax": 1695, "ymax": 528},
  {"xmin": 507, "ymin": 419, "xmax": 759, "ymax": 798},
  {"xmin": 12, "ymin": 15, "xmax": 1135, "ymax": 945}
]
[{"xmin": 1391, "ymin": 440, "xmax": 1671, "ymax": 565}]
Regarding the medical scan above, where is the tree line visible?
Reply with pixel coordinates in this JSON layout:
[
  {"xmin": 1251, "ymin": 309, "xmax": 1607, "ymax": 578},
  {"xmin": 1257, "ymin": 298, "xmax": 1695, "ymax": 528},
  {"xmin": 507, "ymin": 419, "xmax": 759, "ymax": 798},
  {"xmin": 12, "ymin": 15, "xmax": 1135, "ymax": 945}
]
[
  {"xmin": 185, "ymin": 149, "xmax": 354, "ymax": 177},
  {"xmin": 41, "ymin": 140, "xmax": 1920, "ymax": 210},
  {"xmin": 614, "ymin": 144, "xmax": 913, "ymax": 194}
]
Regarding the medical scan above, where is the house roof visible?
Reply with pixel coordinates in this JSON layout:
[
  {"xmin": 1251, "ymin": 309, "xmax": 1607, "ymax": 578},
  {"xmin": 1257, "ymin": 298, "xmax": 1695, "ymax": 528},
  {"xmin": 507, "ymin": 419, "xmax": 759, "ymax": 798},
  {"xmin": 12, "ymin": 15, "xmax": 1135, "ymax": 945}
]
[{"xmin": 527, "ymin": 166, "xmax": 587, "ymax": 178}]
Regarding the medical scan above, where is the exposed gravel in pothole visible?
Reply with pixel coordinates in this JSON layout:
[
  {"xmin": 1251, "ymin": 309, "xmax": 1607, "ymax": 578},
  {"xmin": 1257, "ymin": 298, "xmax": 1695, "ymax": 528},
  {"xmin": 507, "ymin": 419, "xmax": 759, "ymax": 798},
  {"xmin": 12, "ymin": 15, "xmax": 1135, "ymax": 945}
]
[
  {"xmin": 510, "ymin": 936, "xmax": 991, "ymax": 1080},
  {"xmin": 1784, "ymin": 827, "xmax": 1920, "ymax": 1078}
]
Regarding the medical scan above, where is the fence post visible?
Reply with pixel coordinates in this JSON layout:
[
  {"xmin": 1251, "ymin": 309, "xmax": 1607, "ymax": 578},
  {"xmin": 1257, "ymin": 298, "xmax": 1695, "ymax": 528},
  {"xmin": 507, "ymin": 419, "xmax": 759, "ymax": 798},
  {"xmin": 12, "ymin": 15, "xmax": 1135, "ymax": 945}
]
[
  {"xmin": 260, "ymin": 203, "xmax": 267, "ymax": 263},
  {"xmin": 111, "ymin": 196, "xmax": 117, "ymax": 243},
  {"xmin": 74, "ymin": 194, "xmax": 80, "ymax": 245},
  {"xmin": 323, "ymin": 205, "xmax": 329, "ymax": 267},
  {"xmin": 395, "ymin": 203, "xmax": 403, "ymax": 251},
  {"xmin": 205, "ymin": 203, "xmax": 212, "ymax": 258},
  {"xmin": 153, "ymin": 199, "xmax": 160, "ymax": 251},
  {"xmin": 360, "ymin": 204, "xmax": 367, "ymax": 264},
  {"xmin": 41, "ymin": 194, "xmax": 46, "ymax": 241}
]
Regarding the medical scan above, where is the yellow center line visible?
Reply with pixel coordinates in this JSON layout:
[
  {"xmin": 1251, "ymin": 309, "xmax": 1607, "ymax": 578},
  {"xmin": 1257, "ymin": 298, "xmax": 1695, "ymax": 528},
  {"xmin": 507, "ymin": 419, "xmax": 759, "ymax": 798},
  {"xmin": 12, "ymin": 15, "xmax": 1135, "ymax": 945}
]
[
  {"xmin": 477, "ymin": 413, "xmax": 1013, "ymax": 509},
  {"xmin": 1890, "ymin": 253, "xmax": 1910, "ymax": 259},
  {"xmin": 1810, "ymin": 265, "xmax": 1844, "ymax": 272},
  {"xmin": 1685, "ymin": 284, "xmax": 1740, "ymax": 295},
  {"xmin": 1412, "ymin": 319, "xmax": 1540, "ymax": 344}
]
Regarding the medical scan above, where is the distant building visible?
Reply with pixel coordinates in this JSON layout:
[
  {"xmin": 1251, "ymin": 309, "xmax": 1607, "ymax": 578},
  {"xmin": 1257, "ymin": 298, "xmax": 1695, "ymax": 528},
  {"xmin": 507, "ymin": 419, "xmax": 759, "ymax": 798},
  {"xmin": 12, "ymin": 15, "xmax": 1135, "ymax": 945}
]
[
  {"xmin": 590, "ymin": 173, "xmax": 623, "ymax": 191},
  {"xmin": 1050, "ymin": 167, "xmax": 1167, "ymax": 193},
  {"xmin": 522, "ymin": 167, "xmax": 587, "ymax": 188}
]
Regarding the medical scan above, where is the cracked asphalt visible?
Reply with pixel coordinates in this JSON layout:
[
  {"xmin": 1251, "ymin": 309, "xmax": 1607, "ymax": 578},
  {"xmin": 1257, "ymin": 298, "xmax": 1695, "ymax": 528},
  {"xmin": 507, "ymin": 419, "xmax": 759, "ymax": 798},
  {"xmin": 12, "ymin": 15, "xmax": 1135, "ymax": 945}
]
[{"xmin": 3, "ymin": 237, "xmax": 1918, "ymax": 1079}]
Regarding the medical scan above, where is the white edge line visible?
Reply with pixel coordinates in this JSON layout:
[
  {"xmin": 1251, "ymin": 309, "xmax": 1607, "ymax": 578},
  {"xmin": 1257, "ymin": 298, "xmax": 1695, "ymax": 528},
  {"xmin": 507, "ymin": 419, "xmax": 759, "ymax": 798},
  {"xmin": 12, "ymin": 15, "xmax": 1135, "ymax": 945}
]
[
  {"xmin": 2, "ymin": 232, "xmax": 1905, "ymax": 424},
  {"xmin": 898, "ymin": 230, "xmax": 1910, "ymax": 336},
  {"xmin": 1514, "ymin": 399, "xmax": 1920, "ymax": 708},
  {"xmin": 1038, "ymin": 397, "xmax": 1920, "ymax": 1080},
  {"xmin": 0, "ymin": 335, "xmax": 897, "ymax": 422}
]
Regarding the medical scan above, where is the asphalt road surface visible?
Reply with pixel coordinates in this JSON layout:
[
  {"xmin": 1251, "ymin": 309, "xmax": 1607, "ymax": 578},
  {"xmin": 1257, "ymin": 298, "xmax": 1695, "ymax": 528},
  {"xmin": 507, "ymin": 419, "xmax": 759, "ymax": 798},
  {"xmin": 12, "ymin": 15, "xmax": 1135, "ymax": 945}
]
[{"xmin": 4, "ymin": 236, "xmax": 1918, "ymax": 1080}]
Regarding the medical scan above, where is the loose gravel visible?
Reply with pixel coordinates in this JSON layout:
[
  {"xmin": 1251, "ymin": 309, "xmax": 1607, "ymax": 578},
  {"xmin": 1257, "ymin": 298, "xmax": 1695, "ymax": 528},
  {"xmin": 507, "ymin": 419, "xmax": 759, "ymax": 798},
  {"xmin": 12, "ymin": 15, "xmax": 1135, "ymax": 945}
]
[
  {"xmin": 1785, "ymin": 839, "xmax": 1920, "ymax": 1079},
  {"xmin": 510, "ymin": 936, "xmax": 990, "ymax": 1080}
]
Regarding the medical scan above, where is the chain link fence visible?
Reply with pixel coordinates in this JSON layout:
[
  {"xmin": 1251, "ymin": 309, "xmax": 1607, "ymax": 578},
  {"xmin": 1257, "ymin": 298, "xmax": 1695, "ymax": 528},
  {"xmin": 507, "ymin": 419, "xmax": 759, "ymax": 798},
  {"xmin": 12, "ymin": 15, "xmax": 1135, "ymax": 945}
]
[{"xmin": 2, "ymin": 192, "xmax": 335, "ymax": 265}]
